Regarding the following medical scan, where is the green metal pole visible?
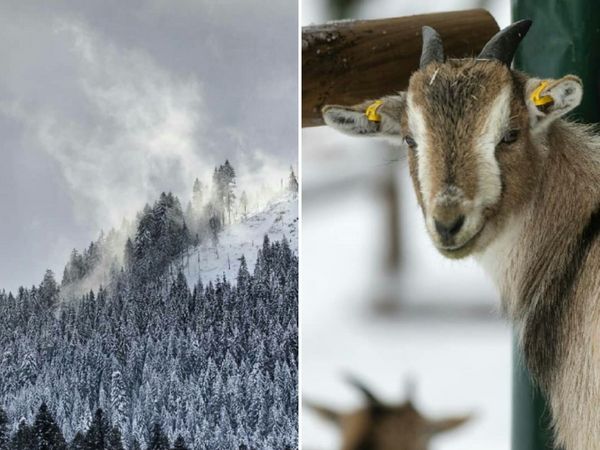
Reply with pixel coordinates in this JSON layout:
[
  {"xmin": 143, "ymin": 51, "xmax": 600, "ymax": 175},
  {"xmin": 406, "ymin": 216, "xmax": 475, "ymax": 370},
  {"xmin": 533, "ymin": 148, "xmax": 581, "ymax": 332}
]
[{"xmin": 511, "ymin": 1, "xmax": 600, "ymax": 449}]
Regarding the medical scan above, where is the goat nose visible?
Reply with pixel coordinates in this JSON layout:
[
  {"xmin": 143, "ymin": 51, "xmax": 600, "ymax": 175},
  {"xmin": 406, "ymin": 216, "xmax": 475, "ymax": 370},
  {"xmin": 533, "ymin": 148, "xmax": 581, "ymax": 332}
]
[{"xmin": 434, "ymin": 215, "xmax": 465, "ymax": 241}]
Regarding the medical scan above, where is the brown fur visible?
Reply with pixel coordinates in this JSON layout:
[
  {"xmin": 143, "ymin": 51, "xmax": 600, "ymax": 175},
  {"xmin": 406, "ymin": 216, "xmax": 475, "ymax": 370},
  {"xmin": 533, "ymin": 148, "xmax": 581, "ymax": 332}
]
[{"xmin": 406, "ymin": 60, "xmax": 509, "ymax": 202}]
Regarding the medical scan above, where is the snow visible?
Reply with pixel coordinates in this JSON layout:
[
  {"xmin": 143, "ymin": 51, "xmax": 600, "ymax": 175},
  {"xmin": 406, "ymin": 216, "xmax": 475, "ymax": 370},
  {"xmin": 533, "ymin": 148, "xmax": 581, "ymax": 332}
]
[{"xmin": 181, "ymin": 192, "xmax": 298, "ymax": 286}]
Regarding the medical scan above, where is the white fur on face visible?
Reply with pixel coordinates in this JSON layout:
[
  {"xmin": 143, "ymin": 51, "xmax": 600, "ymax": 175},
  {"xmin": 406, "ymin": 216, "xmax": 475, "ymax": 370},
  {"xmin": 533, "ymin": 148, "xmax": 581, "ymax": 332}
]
[
  {"xmin": 407, "ymin": 92, "xmax": 431, "ymax": 207},
  {"xmin": 474, "ymin": 85, "xmax": 511, "ymax": 211}
]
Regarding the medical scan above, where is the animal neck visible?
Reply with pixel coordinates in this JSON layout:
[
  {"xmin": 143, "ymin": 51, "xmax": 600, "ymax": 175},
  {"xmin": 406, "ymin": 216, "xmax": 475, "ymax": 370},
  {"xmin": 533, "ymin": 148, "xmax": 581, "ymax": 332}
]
[{"xmin": 477, "ymin": 120, "xmax": 600, "ymax": 321}]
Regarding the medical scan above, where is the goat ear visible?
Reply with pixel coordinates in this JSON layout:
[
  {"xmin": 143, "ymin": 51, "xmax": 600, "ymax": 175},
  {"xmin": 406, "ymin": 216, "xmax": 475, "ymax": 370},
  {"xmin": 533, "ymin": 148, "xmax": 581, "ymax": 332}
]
[
  {"xmin": 526, "ymin": 76, "xmax": 583, "ymax": 132},
  {"xmin": 304, "ymin": 400, "xmax": 342, "ymax": 425},
  {"xmin": 322, "ymin": 94, "xmax": 405, "ymax": 138},
  {"xmin": 426, "ymin": 414, "xmax": 471, "ymax": 436}
]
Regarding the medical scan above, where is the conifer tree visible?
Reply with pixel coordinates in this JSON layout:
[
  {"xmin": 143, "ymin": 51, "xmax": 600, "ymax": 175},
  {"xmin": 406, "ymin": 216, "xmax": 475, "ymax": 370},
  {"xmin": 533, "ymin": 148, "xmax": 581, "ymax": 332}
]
[
  {"xmin": 69, "ymin": 432, "xmax": 85, "ymax": 450},
  {"xmin": 38, "ymin": 270, "xmax": 60, "ymax": 309},
  {"xmin": 288, "ymin": 167, "xmax": 298, "ymax": 193},
  {"xmin": 110, "ymin": 370, "xmax": 128, "ymax": 435},
  {"xmin": 0, "ymin": 408, "xmax": 8, "ymax": 450},
  {"xmin": 11, "ymin": 419, "xmax": 34, "ymax": 450},
  {"xmin": 146, "ymin": 424, "xmax": 169, "ymax": 450},
  {"xmin": 170, "ymin": 436, "xmax": 188, "ymax": 450},
  {"xmin": 107, "ymin": 427, "xmax": 124, "ymax": 450},
  {"xmin": 192, "ymin": 178, "xmax": 203, "ymax": 211},
  {"xmin": 83, "ymin": 409, "xmax": 109, "ymax": 450},
  {"xmin": 33, "ymin": 403, "xmax": 67, "ymax": 450}
]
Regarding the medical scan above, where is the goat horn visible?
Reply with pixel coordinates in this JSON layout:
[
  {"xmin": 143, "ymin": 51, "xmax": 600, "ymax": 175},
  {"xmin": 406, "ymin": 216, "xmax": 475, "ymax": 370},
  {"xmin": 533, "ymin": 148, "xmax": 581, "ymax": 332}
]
[
  {"xmin": 477, "ymin": 19, "xmax": 532, "ymax": 66},
  {"xmin": 420, "ymin": 26, "xmax": 444, "ymax": 69}
]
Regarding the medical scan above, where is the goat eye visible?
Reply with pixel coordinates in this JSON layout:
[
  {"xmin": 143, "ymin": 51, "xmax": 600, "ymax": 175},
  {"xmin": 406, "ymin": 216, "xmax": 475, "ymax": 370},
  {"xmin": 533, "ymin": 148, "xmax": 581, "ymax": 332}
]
[
  {"xmin": 404, "ymin": 136, "xmax": 417, "ymax": 149},
  {"xmin": 500, "ymin": 129, "xmax": 519, "ymax": 145}
]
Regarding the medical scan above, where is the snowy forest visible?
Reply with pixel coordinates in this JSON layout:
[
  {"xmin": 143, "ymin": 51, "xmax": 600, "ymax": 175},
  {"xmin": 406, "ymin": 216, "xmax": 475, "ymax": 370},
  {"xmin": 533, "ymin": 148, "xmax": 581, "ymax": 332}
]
[{"xmin": 0, "ymin": 161, "xmax": 299, "ymax": 449}]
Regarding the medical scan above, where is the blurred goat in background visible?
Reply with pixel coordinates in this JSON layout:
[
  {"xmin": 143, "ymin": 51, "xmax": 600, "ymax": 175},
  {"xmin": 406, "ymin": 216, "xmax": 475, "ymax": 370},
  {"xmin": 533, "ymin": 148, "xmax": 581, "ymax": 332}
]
[{"xmin": 306, "ymin": 377, "xmax": 470, "ymax": 450}]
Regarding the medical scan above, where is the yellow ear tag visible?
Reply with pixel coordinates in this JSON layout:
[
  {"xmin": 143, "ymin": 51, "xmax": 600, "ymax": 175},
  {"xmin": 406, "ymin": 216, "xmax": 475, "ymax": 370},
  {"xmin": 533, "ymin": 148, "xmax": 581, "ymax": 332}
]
[
  {"xmin": 531, "ymin": 81, "xmax": 554, "ymax": 107},
  {"xmin": 365, "ymin": 100, "xmax": 383, "ymax": 122}
]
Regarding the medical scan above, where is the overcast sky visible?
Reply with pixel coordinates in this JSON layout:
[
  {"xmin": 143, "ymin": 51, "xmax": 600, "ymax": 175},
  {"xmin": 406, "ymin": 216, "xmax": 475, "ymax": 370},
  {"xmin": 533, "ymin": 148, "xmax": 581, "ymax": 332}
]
[{"xmin": 0, "ymin": 0, "xmax": 298, "ymax": 293}]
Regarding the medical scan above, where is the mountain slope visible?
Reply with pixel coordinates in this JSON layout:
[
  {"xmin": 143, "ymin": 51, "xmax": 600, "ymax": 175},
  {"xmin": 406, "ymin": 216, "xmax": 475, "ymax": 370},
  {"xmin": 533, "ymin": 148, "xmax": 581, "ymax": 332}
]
[{"xmin": 180, "ymin": 192, "xmax": 298, "ymax": 286}]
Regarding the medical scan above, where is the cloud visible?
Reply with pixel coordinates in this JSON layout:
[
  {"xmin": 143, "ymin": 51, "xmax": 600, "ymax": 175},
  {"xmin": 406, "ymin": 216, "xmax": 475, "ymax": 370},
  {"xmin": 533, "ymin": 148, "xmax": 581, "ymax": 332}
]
[
  {"xmin": 0, "ymin": 2, "xmax": 297, "ymax": 292},
  {"xmin": 17, "ymin": 17, "xmax": 210, "ymax": 228}
]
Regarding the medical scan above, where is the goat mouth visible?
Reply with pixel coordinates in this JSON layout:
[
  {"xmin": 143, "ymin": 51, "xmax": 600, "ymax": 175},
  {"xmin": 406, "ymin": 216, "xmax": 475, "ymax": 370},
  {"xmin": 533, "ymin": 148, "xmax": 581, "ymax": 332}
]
[{"xmin": 437, "ymin": 225, "xmax": 485, "ymax": 258}]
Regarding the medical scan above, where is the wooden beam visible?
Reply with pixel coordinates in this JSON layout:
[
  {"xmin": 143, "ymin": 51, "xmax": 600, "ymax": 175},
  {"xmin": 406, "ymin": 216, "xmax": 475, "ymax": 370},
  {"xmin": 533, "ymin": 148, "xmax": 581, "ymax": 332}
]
[{"xmin": 302, "ymin": 9, "xmax": 499, "ymax": 127}]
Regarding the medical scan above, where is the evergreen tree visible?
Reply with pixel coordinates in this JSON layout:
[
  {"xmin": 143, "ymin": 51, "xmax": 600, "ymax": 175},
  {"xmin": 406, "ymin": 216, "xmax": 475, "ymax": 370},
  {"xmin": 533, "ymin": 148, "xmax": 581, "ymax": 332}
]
[
  {"xmin": 110, "ymin": 370, "xmax": 128, "ymax": 435},
  {"xmin": 129, "ymin": 440, "xmax": 141, "ymax": 450},
  {"xmin": 288, "ymin": 167, "xmax": 298, "ymax": 193},
  {"xmin": 208, "ymin": 212, "xmax": 221, "ymax": 254},
  {"xmin": 33, "ymin": 403, "xmax": 67, "ymax": 450},
  {"xmin": 221, "ymin": 160, "xmax": 236, "ymax": 224},
  {"xmin": 192, "ymin": 178, "xmax": 203, "ymax": 211},
  {"xmin": 212, "ymin": 160, "xmax": 236, "ymax": 224},
  {"xmin": 38, "ymin": 270, "xmax": 60, "ymax": 309},
  {"xmin": 107, "ymin": 427, "xmax": 124, "ymax": 450},
  {"xmin": 146, "ymin": 424, "xmax": 169, "ymax": 450},
  {"xmin": 124, "ymin": 239, "xmax": 135, "ymax": 273},
  {"xmin": 11, "ymin": 419, "xmax": 34, "ymax": 450},
  {"xmin": 0, "ymin": 408, "xmax": 8, "ymax": 450},
  {"xmin": 170, "ymin": 436, "xmax": 188, "ymax": 450},
  {"xmin": 69, "ymin": 432, "xmax": 85, "ymax": 450},
  {"xmin": 83, "ymin": 409, "xmax": 109, "ymax": 450}
]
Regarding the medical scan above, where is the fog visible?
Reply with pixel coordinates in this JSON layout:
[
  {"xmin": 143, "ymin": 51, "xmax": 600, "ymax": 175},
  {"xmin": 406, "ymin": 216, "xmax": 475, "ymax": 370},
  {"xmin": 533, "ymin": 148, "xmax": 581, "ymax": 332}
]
[{"xmin": 0, "ymin": 0, "xmax": 297, "ymax": 293}]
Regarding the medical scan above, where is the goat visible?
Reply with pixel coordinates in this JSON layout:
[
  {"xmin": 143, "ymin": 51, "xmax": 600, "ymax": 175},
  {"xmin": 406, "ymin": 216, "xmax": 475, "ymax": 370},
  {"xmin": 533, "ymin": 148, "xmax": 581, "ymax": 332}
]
[
  {"xmin": 307, "ymin": 376, "xmax": 469, "ymax": 450},
  {"xmin": 322, "ymin": 20, "xmax": 600, "ymax": 449}
]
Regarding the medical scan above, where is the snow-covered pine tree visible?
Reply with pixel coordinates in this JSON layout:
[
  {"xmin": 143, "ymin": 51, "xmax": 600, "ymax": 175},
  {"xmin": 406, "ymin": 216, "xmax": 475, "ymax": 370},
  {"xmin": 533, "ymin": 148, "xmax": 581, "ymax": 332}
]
[
  {"xmin": 191, "ymin": 178, "xmax": 203, "ymax": 213},
  {"xmin": 212, "ymin": 161, "xmax": 236, "ymax": 225},
  {"xmin": 107, "ymin": 426, "xmax": 125, "ymax": 450},
  {"xmin": 33, "ymin": 403, "xmax": 67, "ymax": 450},
  {"xmin": 110, "ymin": 369, "xmax": 128, "ymax": 442},
  {"xmin": 288, "ymin": 167, "xmax": 298, "ymax": 193},
  {"xmin": 70, "ymin": 432, "xmax": 86, "ymax": 450},
  {"xmin": 11, "ymin": 419, "xmax": 34, "ymax": 450},
  {"xmin": 38, "ymin": 270, "xmax": 60, "ymax": 310},
  {"xmin": 170, "ymin": 435, "xmax": 188, "ymax": 450},
  {"xmin": 146, "ymin": 424, "xmax": 169, "ymax": 450},
  {"xmin": 0, "ymin": 408, "xmax": 9, "ymax": 450},
  {"xmin": 83, "ymin": 409, "xmax": 110, "ymax": 450}
]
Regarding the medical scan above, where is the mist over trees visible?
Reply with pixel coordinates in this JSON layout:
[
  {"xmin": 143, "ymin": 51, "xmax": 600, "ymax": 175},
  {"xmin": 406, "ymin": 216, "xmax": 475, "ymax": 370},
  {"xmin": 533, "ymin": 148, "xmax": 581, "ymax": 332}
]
[{"xmin": 0, "ymin": 160, "xmax": 298, "ymax": 449}]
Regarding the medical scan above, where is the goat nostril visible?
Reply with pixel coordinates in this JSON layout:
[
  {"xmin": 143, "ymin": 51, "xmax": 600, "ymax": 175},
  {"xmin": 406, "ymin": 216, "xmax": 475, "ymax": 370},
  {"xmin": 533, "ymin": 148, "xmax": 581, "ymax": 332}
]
[
  {"xmin": 434, "ymin": 215, "xmax": 465, "ymax": 240},
  {"xmin": 449, "ymin": 215, "xmax": 465, "ymax": 235}
]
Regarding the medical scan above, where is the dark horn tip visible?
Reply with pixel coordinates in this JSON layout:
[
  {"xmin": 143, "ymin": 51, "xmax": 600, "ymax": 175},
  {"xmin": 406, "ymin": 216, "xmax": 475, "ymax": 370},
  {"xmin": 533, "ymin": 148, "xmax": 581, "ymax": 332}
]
[
  {"xmin": 478, "ymin": 19, "xmax": 533, "ymax": 66},
  {"xmin": 513, "ymin": 19, "xmax": 533, "ymax": 35}
]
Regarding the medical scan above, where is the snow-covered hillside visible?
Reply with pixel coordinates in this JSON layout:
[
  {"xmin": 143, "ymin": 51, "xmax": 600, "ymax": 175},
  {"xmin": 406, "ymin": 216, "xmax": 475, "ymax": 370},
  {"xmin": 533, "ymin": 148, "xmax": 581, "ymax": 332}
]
[{"xmin": 180, "ymin": 192, "xmax": 298, "ymax": 286}]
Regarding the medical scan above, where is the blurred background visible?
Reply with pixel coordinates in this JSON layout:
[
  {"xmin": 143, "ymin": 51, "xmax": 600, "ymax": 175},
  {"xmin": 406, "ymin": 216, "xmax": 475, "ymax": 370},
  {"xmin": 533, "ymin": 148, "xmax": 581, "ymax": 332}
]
[{"xmin": 301, "ymin": 1, "xmax": 513, "ymax": 449}]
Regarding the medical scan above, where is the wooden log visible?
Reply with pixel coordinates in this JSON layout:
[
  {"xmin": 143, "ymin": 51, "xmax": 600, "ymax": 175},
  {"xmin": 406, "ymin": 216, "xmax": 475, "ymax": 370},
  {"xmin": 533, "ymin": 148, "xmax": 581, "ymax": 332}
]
[{"xmin": 302, "ymin": 9, "xmax": 499, "ymax": 127}]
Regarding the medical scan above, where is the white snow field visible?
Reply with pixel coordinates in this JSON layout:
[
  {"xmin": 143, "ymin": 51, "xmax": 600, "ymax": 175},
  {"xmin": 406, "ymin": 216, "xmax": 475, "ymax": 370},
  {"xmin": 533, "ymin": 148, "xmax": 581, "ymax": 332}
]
[{"xmin": 181, "ymin": 192, "xmax": 298, "ymax": 286}]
